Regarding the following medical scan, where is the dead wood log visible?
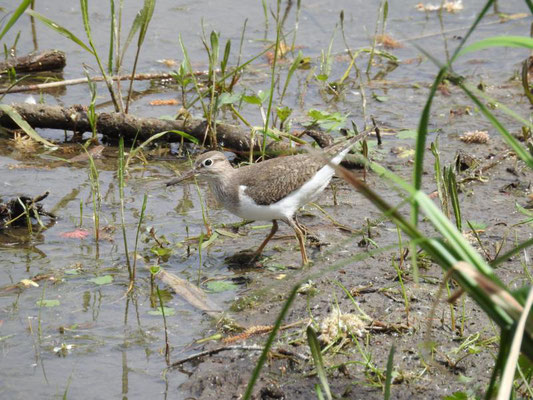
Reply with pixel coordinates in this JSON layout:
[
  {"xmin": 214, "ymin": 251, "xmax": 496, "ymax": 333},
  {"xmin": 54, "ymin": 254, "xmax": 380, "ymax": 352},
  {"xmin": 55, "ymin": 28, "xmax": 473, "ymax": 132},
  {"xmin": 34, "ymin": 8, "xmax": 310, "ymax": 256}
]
[
  {"xmin": 0, "ymin": 50, "xmax": 66, "ymax": 74},
  {"xmin": 0, "ymin": 103, "xmax": 373, "ymax": 163},
  {"xmin": 0, "ymin": 102, "xmax": 262, "ymax": 153}
]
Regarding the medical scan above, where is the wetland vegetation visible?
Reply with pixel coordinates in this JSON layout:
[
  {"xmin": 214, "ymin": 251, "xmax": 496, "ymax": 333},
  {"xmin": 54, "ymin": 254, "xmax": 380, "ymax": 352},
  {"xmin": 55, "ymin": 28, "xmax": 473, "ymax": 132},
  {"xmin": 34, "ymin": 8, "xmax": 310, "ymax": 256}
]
[{"xmin": 1, "ymin": 0, "xmax": 533, "ymax": 399}]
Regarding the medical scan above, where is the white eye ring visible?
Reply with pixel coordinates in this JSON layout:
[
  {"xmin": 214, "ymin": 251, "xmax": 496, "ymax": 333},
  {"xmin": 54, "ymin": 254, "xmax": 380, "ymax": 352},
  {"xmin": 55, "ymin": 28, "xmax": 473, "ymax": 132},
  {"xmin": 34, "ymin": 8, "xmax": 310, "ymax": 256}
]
[{"xmin": 203, "ymin": 159, "xmax": 213, "ymax": 167}]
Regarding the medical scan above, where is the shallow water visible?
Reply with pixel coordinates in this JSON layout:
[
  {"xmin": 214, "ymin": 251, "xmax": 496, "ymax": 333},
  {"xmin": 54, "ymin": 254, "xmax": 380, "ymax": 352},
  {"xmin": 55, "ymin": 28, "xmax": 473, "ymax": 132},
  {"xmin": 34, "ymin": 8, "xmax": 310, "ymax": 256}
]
[{"xmin": 0, "ymin": 0, "xmax": 531, "ymax": 398}]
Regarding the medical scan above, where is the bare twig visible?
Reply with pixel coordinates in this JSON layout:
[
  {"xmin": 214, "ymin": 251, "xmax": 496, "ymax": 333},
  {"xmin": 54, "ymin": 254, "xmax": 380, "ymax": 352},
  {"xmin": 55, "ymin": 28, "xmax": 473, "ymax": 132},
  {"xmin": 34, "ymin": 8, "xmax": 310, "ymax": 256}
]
[
  {"xmin": 0, "ymin": 71, "xmax": 209, "ymax": 94},
  {"xmin": 169, "ymin": 344, "xmax": 308, "ymax": 368}
]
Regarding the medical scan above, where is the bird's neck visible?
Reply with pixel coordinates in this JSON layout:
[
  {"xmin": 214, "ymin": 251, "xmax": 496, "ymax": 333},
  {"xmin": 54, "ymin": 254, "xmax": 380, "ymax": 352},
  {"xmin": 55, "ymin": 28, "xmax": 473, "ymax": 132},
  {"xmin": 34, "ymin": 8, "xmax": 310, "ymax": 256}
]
[{"xmin": 206, "ymin": 170, "xmax": 239, "ymax": 212}]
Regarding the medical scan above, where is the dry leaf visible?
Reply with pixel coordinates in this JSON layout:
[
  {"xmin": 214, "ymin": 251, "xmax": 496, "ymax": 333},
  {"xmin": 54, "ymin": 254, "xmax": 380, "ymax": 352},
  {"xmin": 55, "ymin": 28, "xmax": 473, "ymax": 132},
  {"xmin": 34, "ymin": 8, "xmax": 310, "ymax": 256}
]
[
  {"xmin": 375, "ymin": 34, "xmax": 403, "ymax": 49},
  {"xmin": 460, "ymin": 130, "xmax": 490, "ymax": 144},
  {"xmin": 20, "ymin": 279, "xmax": 39, "ymax": 288},
  {"xmin": 149, "ymin": 99, "xmax": 179, "ymax": 106},
  {"xmin": 416, "ymin": 0, "xmax": 463, "ymax": 12},
  {"xmin": 158, "ymin": 59, "xmax": 177, "ymax": 67}
]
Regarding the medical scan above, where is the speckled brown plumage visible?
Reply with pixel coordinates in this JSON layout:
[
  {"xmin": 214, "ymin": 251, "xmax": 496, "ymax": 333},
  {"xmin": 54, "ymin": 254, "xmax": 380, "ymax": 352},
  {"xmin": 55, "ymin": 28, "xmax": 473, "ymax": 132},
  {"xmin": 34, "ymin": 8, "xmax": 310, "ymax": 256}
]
[{"xmin": 236, "ymin": 154, "xmax": 324, "ymax": 205}]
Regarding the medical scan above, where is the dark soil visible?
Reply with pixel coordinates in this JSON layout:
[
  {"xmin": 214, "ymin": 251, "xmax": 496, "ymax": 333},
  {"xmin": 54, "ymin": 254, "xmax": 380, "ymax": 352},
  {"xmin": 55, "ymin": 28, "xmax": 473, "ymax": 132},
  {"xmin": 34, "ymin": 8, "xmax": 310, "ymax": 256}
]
[{"xmin": 174, "ymin": 136, "xmax": 532, "ymax": 399}]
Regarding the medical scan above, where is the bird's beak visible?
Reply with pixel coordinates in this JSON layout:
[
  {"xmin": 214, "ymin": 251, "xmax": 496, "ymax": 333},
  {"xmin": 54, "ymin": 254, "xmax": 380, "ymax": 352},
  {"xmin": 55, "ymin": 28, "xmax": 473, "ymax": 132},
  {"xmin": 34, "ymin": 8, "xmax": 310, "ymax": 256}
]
[{"xmin": 166, "ymin": 168, "xmax": 197, "ymax": 186}]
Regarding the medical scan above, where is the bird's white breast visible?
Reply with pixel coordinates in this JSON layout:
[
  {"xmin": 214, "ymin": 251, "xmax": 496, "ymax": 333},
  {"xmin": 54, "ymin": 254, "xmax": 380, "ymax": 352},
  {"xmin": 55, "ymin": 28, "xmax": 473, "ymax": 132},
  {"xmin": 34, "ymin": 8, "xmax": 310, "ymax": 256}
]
[{"xmin": 234, "ymin": 163, "xmax": 336, "ymax": 221}]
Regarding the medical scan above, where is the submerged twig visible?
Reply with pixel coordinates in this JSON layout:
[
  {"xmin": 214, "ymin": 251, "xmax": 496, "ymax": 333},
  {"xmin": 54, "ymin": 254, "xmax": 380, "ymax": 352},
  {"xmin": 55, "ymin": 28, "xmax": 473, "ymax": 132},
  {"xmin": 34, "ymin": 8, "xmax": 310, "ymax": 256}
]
[{"xmin": 0, "ymin": 71, "xmax": 209, "ymax": 94}]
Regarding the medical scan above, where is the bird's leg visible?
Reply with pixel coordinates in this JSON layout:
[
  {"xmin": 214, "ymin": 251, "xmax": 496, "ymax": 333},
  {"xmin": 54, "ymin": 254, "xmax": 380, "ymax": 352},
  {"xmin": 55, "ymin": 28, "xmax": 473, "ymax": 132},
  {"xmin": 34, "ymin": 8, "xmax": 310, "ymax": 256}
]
[
  {"xmin": 252, "ymin": 220, "xmax": 278, "ymax": 260},
  {"xmin": 294, "ymin": 216, "xmax": 322, "ymax": 246},
  {"xmin": 286, "ymin": 217, "xmax": 310, "ymax": 265},
  {"xmin": 293, "ymin": 216, "xmax": 308, "ymax": 238}
]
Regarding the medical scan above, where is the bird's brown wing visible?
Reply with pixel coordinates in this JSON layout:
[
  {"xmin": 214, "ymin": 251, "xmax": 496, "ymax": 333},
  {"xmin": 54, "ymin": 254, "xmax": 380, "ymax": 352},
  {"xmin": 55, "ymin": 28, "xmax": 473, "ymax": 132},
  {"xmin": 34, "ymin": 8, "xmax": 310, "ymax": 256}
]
[{"xmin": 236, "ymin": 154, "xmax": 324, "ymax": 205}]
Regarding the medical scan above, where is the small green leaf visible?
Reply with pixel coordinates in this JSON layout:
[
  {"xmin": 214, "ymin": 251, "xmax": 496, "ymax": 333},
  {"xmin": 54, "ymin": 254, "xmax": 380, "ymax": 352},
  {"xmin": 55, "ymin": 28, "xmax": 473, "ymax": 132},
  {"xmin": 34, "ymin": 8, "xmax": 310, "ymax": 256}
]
[
  {"xmin": 397, "ymin": 130, "xmax": 418, "ymax": 139},
  {"xmin": 217, "ymin": 92, "xmax": 242, "ymax": 106},
  {"xmin": 466, "ymin": 220, "xmax": 487, "ymax": 230},
  {"xmin": 516, "ymin": 202, "xmax": 533, "ymax": 218},
  {"xmin": 372, "ymin": 93, "xmax": 388, "ymax": 102},
  {"xmin": 215, "ymin": 228, "xmax": 240, "ymax": 238},
  {"xmin": 242, "ymin": 89, "xmax": 269, "ymax": 107},
  {"xmin": 25, "ymin": 9, "xmax": 93, "ymax": 54},
  {"xmin": 88, "ymin": 275, "xmax": 113, "ymax": 285},
  {"xmin": 36, "ymin": 299, "xmax": 60, "ymax": 307},
  {"xmin": 307, "ymin": 109, "xmax": 346, "ymax": 132},
  {"xmin": 150, "ymin": 265, "xmax": 161, "ymax": 275},
  {"xmin": 151, "ymin": 246, "xmax": 173, "ymax": 257},
  {"xmin": 64, "ymin": 269, "xmax": 80, "ymax": 275},
  {"xmin": 206, "ymin": 280, "xmax": 239, "ymax": 293},
  {"xmin": 200, "ymin": 232, "xmax": 219, "ymax": 250},
  {"xmin": 0, "ymin": 0, "xmax": 32, "ymax": 42},
  {"xmin": 443, "ymin": 392, "xmax": 469, "ymax": 400},
  {"xmin": 276, "ymin": 106, "xmax": 292, "ymax": 123},
  {"xmin": 148, "ymin": 306, "xmax": 175, "ymax": 316}
]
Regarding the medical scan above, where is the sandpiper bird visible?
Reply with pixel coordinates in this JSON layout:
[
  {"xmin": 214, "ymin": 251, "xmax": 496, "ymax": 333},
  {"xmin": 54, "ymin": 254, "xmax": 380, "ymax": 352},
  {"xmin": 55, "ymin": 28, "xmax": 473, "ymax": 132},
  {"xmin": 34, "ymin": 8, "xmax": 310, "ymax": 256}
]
[{"xmin": 167, "ymin": 134, "xmax": 365, "ymax": 265}]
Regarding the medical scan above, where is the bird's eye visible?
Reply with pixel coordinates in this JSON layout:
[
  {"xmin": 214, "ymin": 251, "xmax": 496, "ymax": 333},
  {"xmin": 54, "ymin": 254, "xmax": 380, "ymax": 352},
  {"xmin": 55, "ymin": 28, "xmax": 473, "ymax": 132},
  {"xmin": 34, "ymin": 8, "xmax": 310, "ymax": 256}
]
[{"xmin": 203, "ymin": 159, "xmax": 213, "ymax": 167}]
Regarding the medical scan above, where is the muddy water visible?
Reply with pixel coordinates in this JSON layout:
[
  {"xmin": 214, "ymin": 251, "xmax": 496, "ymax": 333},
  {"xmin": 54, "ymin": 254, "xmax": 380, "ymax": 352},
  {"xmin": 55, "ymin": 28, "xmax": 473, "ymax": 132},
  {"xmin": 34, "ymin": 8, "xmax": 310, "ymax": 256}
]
[{"xmin": 0, "ymin": 0, "xmax": 531, "ymax": 398}]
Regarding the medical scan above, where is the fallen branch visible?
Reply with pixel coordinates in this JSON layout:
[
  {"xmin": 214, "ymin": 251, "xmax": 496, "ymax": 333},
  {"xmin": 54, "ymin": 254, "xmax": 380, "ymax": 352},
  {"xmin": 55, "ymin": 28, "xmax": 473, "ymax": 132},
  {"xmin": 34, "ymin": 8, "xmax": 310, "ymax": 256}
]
[
  {"xmin": 0, "ymin": 50, "xmax": 66, "ymax": 74},
  {"xmin": 0, "ymin": 103, "xmax": 377, "ymax": 160},
  {"xmin": 153, "ymin": 267, "xmax": 222, "ymax": 319},
  {"xmin": 0, "ymin": 71, "xmax": 207, "ymax": 94},
  {"xmin": 0, "ymin": 102, "xmax": 261, "ymax": 152}
]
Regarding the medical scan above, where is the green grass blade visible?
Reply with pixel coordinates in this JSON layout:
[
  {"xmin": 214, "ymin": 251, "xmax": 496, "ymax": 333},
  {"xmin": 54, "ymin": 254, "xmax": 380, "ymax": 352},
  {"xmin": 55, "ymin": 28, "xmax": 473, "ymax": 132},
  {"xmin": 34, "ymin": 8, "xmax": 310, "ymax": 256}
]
[
  {"xmin": 449, "ymin": 0, "xmax": 495, "ymax": 63},
  {"xmin": 456, "ymin": 36, "xmax": 533, "ymax": 59},
  {"xmin": 490, "ymin": 237, "xmax": 533, "ymax": 268},
  {"xmin": 243, "ymin": 285, "xmax": 300, "ymax": 400},
  {"xmin": 384, "ymin": 343, "xmax": 395, "ymax": 400},
  {"xmin": 80, "ymin": 0, "xmax": 91, "ymax": 40},
  {"xmin": 446, "ymin": 168, "xmax": 462, "ymax": 231},
  {"xmin": 457, "ymin": 82, "xmax": 533, "ymax": 169},
  {"xmin": 315, "ymin": 384, "xmax": 325, "ymax": 400},
  {"xmin": 137, "ymin": 0, "xmax": 155, "ymax": 46},
  {"xmin": 0, "ymin": 104, "xmax": 57, "ymax": 148},
  {"xmin": 410, "ymin": 67, "xmax": 447, "ymax": 283},
  {"xmin": 108, "ymin": 0, "xmax": 115, "ymax": 73},
  {"xmin": 486, "ymin": 328, "xmax": 512, "ymax": 399},
  {"xmin": 280, "ymin": 51, "xmax": 303, "ymax": 104},
  {"xmin": 0, "ymin": 0, "xmax": 32, "ymax": 41},
  {"xmin": 462, "ymin": 81, "xmax": 533, "ymax": 131},
  {"xmin": 307, "ymin": 326, "xmax": 332, "ymax": 400},
  {"xmin": 221, "ymin": 39, "xmax": 231, "ymax": 75},
  {"xmin": 499, "ymin": 287, "xmax": 533, "ymax": 399},
  {"xmin": 125, "ymin": 0, "xmax": 155, "ymax": 113},
  {"xmin": 119, "ymin": 7, "xmax": 143, "ymax": 65},
  {"xmin": 25, "ymin": 9, "xmax": 93, "ymax": 54},
  {"xmin": 125, "ymin": 129, "xmax": 198, "ymax": 169}
]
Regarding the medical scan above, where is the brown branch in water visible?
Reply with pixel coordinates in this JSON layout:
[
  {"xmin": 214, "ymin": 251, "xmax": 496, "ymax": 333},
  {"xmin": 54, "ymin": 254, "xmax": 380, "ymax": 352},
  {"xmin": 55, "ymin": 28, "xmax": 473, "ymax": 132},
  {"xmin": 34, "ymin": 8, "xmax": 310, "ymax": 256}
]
[
  {"xmin": 0, "ymin": 50, "xmax": 66, "ymax": 74},
  {"xmin": 0, "ymin": 71, "xmax": 209, "ymax": 94},
  {"xmin": 0, "ymin": 103, "xmax": 261, "ymax": 152},
  {"xmin": 0, "ymin": 103, "xmax": 378, "ymax": 159}
]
